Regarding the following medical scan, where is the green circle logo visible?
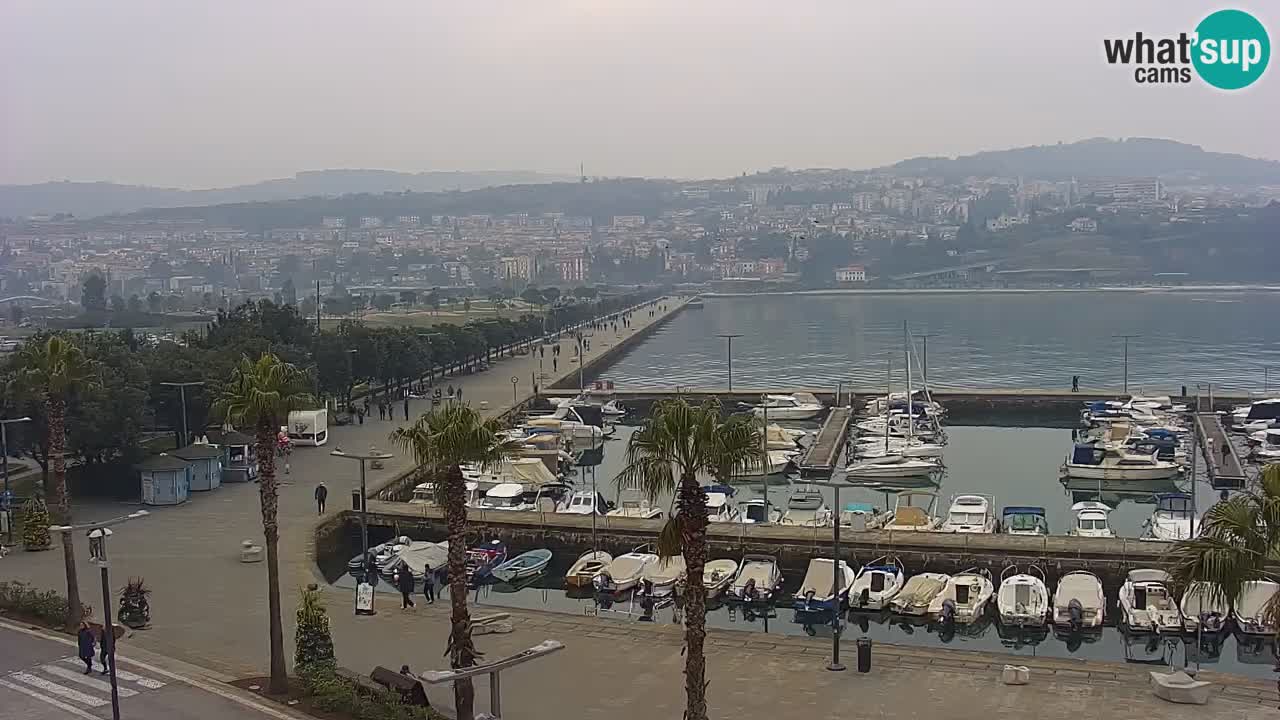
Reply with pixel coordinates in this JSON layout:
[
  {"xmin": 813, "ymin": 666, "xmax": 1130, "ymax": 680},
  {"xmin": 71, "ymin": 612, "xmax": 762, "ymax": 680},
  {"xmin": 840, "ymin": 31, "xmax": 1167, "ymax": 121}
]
[{"xmin": 1192, "ymin": 9, "xmax": 1270, "ymax": 90}]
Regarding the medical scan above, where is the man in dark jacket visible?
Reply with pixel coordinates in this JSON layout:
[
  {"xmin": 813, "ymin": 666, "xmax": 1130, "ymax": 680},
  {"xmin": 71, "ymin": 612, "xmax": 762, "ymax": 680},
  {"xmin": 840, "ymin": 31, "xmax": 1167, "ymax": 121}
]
[
  {"xmin": 314, "ymin": 482, "xmax": 328, "ymax": 515},
  {"xmin": 422, "ymin": 564, "xmax": 435, "ymax": 604},
  {"xmin": 77, "ymin": 621, "xmax": 96, "ymax": 673},
  {"xmin": 394, "ymin": 567, "xmax": 415, "ymax": 610}
]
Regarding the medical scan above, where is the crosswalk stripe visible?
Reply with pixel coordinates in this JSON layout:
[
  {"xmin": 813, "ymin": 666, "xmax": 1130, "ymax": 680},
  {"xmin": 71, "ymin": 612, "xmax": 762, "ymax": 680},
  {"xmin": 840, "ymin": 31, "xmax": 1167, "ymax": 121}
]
[
  {"xmin": 9, "ymin": 671, "xmax": 107, "ymax": 707},
  {"xmin": 0, "ymin": 678, "xmax": 100, "ymax": 720},
  {"xmin": 59, "ymin": 656, "xmax": 166, "ymax": 688},
  {"xmin": 41, "ymin": 663, "xmax": 139, "ymax": 696}
]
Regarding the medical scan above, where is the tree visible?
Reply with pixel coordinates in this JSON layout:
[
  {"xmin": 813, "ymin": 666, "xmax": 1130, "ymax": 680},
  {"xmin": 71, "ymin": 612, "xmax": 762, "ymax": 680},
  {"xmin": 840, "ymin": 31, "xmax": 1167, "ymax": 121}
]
[
  {"xmin": 615, "ymin": 399, "xmax": 763, "ymax": 720},
  {"xmin": 81, "ymin": 274, "xmax": 107, "ymax": 313},
  {"xmin": 213, "ymin": 354, "xmax": 315, "ymax": 695},
  {"xmin": 109, "ymin": 295, "xmax": 126, "ymax": 313},
  {"xmin": 463, "ymin": 298, "xmax": 472, "ymax": 315},
  {"xmin": 541, "ymin": 287, "xmax": 561, "ymax": 305},
  {"xmin": 1169, "ymin": 464, "xmax": 1280, "ymax": 700},
  {"xmin": 147, "ymin": 291, "xmax": 163, "ymax": 314},
  {"xmin": 520, "ymin": 287, "xmax": 544, "ymax": 309},
  {"xmin": 390, "ymin": 406, "xmax": 521, "ymax": 720},
  {"xmin": 372, "ymin": 294, "xmax": 394, "ymax": 311},
  {"xmin": 21, "ymin": 497, "xmax": 51, "ymax": 550},
  {"xmin": 294, "ymin": 586, "xmax": 335, "ymax": 671},
  {"xmin": 127, "ymin": 294, "xmax": 143, "ymax": 314},
  {"xmin": 16, "ymin": 335, "xmax": 99, "ymax": 629},
  {"xmin": 8, "ymin": 303, "xmax": 23, "ymax": 324},
  {"xmin": 281, "ymin": 278, "xmax": 298, "ymax": 307}
]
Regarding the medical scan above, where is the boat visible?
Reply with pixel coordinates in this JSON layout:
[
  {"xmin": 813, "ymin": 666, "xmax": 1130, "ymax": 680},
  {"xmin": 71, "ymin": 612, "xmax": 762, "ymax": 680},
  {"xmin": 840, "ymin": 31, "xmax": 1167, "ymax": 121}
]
[
  {"xmin": 556, "ymin": 490, "xmax": 611, "ymax": 516},
  {"xmin": 792, "ymin": 558, "xmax": 855, "ymax": 611},
  {"xmin": 741, "ymin": 497, "xmax": 783, "ymax": 524},
  {"xmin": 779, "ymin": 486, "xmax": 832, "ymax": 527},
  {"xmin": 728, "ymin": 554, "xmax": 783, "ymax": 603},
  {"xmin": 939, "ymin": 494, "xmax": 997, "ymax": 533},
  {"xmin": 928, "ymin": 568, "xmax": 994, "ymax": 623},
  {"xmin": 606, "ymin": 491, "xmax": 664, "ymax": 520},
  {"xmin": 1233, "ymin": 580, "xmax": 1280, "ymax": 636},
  {"xmin": 477, "ymin": 482, "xmax": 533, "ymax": 511},
  {"xmin": 524, "ymin": 405, "xmax": 606, "ymax": 442},
  {"xmin": 1001, "ymin": 506, "xmax": 1049, "ymax": 536},
  {"xmin": 880, "ymin": 491, "xmax": 942, "ymax": 532},
  {"xmin": 703, "ymin": 559, "xmax": 740, "ymax": 597},
  {"xmin": 640, "ymin": 555, "xmax": 687, "ymax": 597},
  {"xmin": 490, "ymin": 549, "xmax": 553, "ymax": 583},
  {"xmin": 1232, "ymin": 397, "xmax": 1280, "ymax": 433},
  {"xmin": 1062, "ymin": 443, "xmax": 1181, "ymax": 481},
  {"xmin": 839, "ymin": 502, "xmax": 887, "ymax": 530},
  {"xmin": 751, "ymin": 392, "xmax": 825, "ymax": 421},
  {"xmin": 849, "ymin": 556, "xmax": 904, "ymax": 611},
  {"xmin": 1180, "ymin": 581, "xmax": 1230, "ymax": 634},
  {"xmin": 739, "ymin": 449, "xmax": 799, "ymax": 478},
  {"xmin": 889, "ymin": 573, "xmax": 949, "ymax": 616},
  {"xmin": 1068, "ymin": 501, "xmax": 1114, "ymax": 538},
  {"xmin": 465, "ymin": 540, "xmax": 508, "ymax": 583},
  {"xmin": 593, "ymin": 546, "xmax": 658, "ymax": 593},
  {"xmin": 996, "ymin": 565, "xmax": 1051, "ymax": 628},
  {"xmin": 854, "ymin": 440, "xmax": 945, "ymax": 460},
  {"xmin": 1249, "ymin": 428, "xmax": 1280, "ymax": 461},
  {"xmin": 1144, "ymin": 492, "xmax": 1196, "ymax": 541},
  {"xmin": 765, "ymin": 424, "xmax": 805, "ymax": 450},
  {"xmin": 1118, "ymin": 568, "xmax": 1183, "ymax": 633},
  {"xmin": 706, "ymin": 491, "xmax": 746, "ymax": 524},
  {"xmin": 845, "ymin": 455, "xmax": 940, "ymax": 479},
  {"xmin": 564, "ymin": 550, "xmax": 611, "ymax": 588},
  {"xmin": 554, "ymin": 388, "xmax": 627, "ymax": 418},
  {"xmin": 1051, "ymin": 571, "xmax": 1105, "ymax": 632}
]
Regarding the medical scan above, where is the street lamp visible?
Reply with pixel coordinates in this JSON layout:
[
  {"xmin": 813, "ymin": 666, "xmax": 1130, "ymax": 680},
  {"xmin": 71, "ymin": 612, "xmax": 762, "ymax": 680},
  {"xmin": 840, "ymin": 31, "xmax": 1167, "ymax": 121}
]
[
  {"xmin": 159, "ymin": 381, "xmax": 204, "ymax": 447},
  {"xmin": 330, "ymin": 446, "xmax": 394, "ymax": 611},
  {"xmin": 1112, "ymin": 334, "xmax": 1141, "ymax": 395},
  {"xmin": 807, "ymin": 477, "xmax": 851, "ymax": 672},
  {"xmin": 51, "ymin": 509, "xmax": 150, "ymax": 720},
  {"xmin": 716, "ymin": 333, "xmax": 743, "ymax": 392},
  {"xmin": 1, "ymin": 416, "xmax": 32, "ymax": 544}
]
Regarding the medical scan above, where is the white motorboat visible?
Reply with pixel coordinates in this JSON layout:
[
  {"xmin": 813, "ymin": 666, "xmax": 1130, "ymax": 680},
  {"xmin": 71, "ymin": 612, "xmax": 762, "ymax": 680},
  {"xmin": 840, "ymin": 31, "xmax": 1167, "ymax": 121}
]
[
  {"xmin": 1144, "ymin": 492, "xmax": 1196, "ymax": 541},
  {"xmin": 524, "ymin": 405, "xmax": 607, "ymax": 442},
  {"xmin": 1052, "ymin": 571, "xmax": 1105, "ymax": 631},
  {"xmin": 564, "ymin": 550, "xmax": 611, "ymax": 588},
  {"xmin": 1250, "ymin": 429, "xmax": 1280, "ymax": 460},
  {"xmin": 862, "ymin": 390, "xmax": 946, "ymax": 418},
  {"xmin": 792, "ymin": 558, "xmax": 855, "ymax": 612},
  {"xmin": 839, "ymin": 502, "xmax": 887, "ymax": 530},
  {"xmin": 856, "ymin": 414, "xmax": 938, "ymax": 440},
  {"xmin": 1233, "ymin": 580, "xmax": 1280, "ymax": 636},
  {"xmin": 381, "ymin": 540, "xmax": 450, "ymax": 582},
  {"xmin": 929, "ymin": 568, "xmax": 994, "ymax": 623},
  {"xmin": 606, "ymin": 490, "xmax": 664, "ymax": 520},
  {"xmin": 889, "ymin": 573, "xmax": 949, "ymax": 616},
  {"xmin": 554, "ymin": 390, "xmax": 627, "ymax": 418},
  {"xmin": 765, "ymin": 424, "xmax": 806, "ymax": 450},
  {"xmin": 557, "ymin": 490, "xmax": 610, "ymax": 516},
  {"xmin": 706, "ymin": 491, "xmax": 746, "ymax": 524},
  {"xmin": 1063, "ymin": 444, "xmax": 1181, "ymax": 481},
  {"xmin": 1001, "ymin": 506, "xmax": 1049, "ymax": 536},
  {"xmin": 739, "ymin": 449, "xmax": 799, "ymax": 478},
  {"xmin": 1068, "ymin": 502, "xmax": 1114, "ymax": 538},
  {"xmin": 741, "ymin": 497, "xmax": 783, "ymax": 524},
  {"xmin": 849, "ymin": 556, "xmax": 905, "ymax": 611},
  {"xmin": 880, "ymin": 491, "xmax": 942, "ymax": 532},
  {"xmin": 477, "ymin": 482, "xmax": 534, "ymax": 511},
  {"xmin": 996, "ymin": 565, "xmax": 1051, "ymax": 628},
  {"xmin": 780, "ymin": 486, "xmax": 832, "ymax": 527},
  {"xmin": 844, "ymin": 455, "xmax": 940, "ymax": 479},
  {"xmin": 728, "ymin": 554, "xmax": 783, "ymax": 603},
  {"xmin": 1118, "ymin": 568, "xmax": 1183, "ymax": 633},
  {"xmin": 752, "ymin": 392, "xmax": 824, "ymax": 420},
  {"xmin": 939, "ymin": 494, "xmax": 997, "ymax": 533},
  {"xmin": 1180, "ymin": 581, "xmax": 1230, "ymax": 634},
  {"xmin": 703, "ymin": 559, "xmax": 740, "ymax": 598},
  {"xmin": 854, "ymin": 440, "xmax": 945, "ymax": 460},
  {"xmin": 1233, "ymin": 397, "xmax": 1280, "ymax": 431},
  {"xmin": 411, "ymin": 480, "xmax": 481, "ymax": 508},
  {"xmin": 640, "ymin": 555, "xmax": 686, "ymax": 597},
  {"xmin": 593, "ymin": 546, "xmax": 658, "ymax": 593}
]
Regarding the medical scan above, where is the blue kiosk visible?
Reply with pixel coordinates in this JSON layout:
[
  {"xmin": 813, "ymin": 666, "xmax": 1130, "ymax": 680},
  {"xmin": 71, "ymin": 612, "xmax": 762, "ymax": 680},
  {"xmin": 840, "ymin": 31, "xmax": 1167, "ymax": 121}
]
[
  {"xmin": 172, "ymin": 443, "xmax": 223, "ymax": 491},
  {"xmin": 137, "ymin": 454, "xmax": 192, "ymax": 506}
]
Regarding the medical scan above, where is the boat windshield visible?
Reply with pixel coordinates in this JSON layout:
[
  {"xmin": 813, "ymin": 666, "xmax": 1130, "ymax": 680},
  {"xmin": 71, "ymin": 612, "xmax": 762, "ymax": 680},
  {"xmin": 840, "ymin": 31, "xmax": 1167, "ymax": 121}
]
[
  {"xmin": 486, "ymin": 495, "xmax": 525, "ymax": 509},
  {"xmin": 948, "ymin": 512, "xmax": 986, "ymax": 525},
  {"xmin": 1078, "ymin": 517, "xmax": 1108, "ymax": 530}
]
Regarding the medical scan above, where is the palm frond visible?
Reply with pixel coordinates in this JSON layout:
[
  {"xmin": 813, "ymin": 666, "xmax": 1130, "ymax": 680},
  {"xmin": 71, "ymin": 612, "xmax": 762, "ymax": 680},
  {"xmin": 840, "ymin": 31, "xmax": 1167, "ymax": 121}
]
[{"xmin": 655, "ymin": 515, "xmax": 685, "ymax": 560}]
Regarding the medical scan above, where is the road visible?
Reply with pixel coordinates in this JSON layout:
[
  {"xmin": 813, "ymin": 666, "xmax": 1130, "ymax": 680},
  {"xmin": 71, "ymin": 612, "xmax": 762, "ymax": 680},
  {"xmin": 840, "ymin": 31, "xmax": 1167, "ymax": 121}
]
[{"xmin": 0, "ymin": 624, "xmax": 297, "ymax": 720}]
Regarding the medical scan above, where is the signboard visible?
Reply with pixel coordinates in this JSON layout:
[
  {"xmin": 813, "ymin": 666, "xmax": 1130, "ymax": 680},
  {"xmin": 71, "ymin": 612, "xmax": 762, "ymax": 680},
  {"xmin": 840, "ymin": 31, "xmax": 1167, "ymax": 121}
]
[{"xmin": 355, "ymin": 582, "xmax": 375, "ymax": 615}]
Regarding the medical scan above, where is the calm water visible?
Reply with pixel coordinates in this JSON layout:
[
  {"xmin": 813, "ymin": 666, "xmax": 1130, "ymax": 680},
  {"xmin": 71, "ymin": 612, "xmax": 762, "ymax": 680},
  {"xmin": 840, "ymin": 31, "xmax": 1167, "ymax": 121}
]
[{"xmin": 598, "ymin": 291, "xmax": 1280, "ymax": 392}]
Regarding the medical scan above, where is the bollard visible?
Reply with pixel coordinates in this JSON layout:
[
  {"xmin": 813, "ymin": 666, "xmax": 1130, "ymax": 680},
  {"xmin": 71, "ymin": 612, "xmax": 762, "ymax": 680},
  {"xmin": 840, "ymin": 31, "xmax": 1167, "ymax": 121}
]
[
  {"xmin": 351, "ymin": 489, "xmax": 361, "ymax": 511},
  {"xmin": 856, "ymin": 637, "xmax": 872, "ymax": 673}
]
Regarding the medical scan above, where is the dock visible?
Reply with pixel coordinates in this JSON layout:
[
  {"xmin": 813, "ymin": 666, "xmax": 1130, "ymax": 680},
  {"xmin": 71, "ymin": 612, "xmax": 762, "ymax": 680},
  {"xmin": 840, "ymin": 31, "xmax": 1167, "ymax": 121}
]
[
  {"xmin": 1194, "ymin": 412, "xmax": 1248, "ymax": 488},
  {"xmin": 798, "ymin": 406, "xmax": 852, "ymax": 476}
]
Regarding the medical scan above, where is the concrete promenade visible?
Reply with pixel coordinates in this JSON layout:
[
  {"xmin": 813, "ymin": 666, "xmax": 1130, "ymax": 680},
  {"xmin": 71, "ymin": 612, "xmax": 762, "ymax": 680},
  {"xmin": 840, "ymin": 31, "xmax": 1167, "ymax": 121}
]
[{"xmin": 1, "ymin": 294, "xmax": 1272, "ymax": 718}]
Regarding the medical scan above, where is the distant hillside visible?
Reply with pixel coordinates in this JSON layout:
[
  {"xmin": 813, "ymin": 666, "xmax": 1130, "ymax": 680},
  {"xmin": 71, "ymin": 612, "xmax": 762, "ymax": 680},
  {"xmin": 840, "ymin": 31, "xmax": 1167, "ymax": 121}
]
[
  {"xmin": 889, "ymin": 137, "xmax": 1280, "ymax": 183},
  {"xmin": 0, "ymin": 169, "xmax": 575, "ymax": 219}
]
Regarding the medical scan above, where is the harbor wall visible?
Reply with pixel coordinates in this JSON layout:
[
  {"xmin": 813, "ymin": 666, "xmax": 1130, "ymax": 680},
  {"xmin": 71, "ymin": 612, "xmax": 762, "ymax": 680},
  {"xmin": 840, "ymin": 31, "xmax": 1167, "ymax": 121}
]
[{"xmin": 549, "ymin": 300, "xmax": 689, "ymax": 390}]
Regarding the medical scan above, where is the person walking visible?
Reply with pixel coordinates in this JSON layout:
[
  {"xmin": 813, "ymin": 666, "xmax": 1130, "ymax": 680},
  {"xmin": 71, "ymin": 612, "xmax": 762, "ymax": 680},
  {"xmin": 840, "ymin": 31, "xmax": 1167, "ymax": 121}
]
[
  {"xmin": 363, "ymin": 396, "xmax": 371, "ymax": 417},
  {"xmin": 1221, "ymin": 441, "xmax": 1231, "ymax": 463},
  {"xmin": 315, "ymin": 482, "xmax": 328, "ymax": 515},
  {"xmin": 455, "ymin": 387, "xmax": 462, "ymax": 404},
  {"xmin": 357, "ymin": 406, "xmax": 365, "ymax": 425},
  {"xmin": 77, "ymin": 621, "xmax": 96, "ymax": 674},
  {"xmin": 422, "ymin": 563, "xmax": 435, "ymax": 604},
  {"xmin": 394, "ymin": 567, "xmax": 415, "ymax": 610},
  {"xmin": 97, "ymin": 626, "xmax": 111, "ymax": 676},
  {"xmin": 403, "ymin": 396, "xmax": 410, "ymax": 421},
  {"xmin": 1071, "ymin": 375, "xmax": 1080, "ymax": 392}
]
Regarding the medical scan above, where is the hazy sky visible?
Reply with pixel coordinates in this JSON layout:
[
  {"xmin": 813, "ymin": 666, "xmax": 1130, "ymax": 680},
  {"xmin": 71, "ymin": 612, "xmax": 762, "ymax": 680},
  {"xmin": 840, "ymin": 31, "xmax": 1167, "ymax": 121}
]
[{"xmin": 2, "ymin": 1, "xmax": 1277, "ymax": 188}]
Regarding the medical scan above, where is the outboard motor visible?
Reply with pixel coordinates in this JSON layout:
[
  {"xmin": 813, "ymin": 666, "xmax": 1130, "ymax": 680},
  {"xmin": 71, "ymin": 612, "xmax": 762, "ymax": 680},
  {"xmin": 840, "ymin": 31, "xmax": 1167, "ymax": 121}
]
[
  {"xmin": 802, "ymin": 590, "xmax": 816, "ymax": 612},
  {"xmin": 940, "ymin": 599, "xmax": 957, "ymax": 626},
  {"xmin": 743, "ymin": 578, "xmax": 758, "ymax": 603},
  {"xmin": 1067, "ymin": 598, "xmax": 1084, "ymax": 632},
  {"xmin": 858, "ymin": 588, "xmax": 871, "ymax": 609},
  {"xmin": 1204, "ymin": 612, "xmax": 1224, "ymax": 633}
]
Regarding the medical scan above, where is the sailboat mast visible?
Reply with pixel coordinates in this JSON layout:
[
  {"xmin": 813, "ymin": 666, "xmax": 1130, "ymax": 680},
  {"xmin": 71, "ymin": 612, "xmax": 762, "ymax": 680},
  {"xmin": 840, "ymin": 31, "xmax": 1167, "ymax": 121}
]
[
  {"xmin": 885, "ymin": 356, "xmax": 892, "ymax": 453},
  {"xmin": 904, "ymin": 321, "xmax": 913, "ymax": 443}
]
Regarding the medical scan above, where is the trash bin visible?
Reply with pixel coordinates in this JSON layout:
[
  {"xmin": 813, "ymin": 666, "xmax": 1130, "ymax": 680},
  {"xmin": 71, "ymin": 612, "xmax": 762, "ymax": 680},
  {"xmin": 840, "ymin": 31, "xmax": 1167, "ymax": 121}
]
[
  {"xmin": 351, "ymin": 489, "xmax": 361, "ymax": 511},
  {"xmin": 856, "ymin": 637, "xmax": 872, "ymax": 673}
]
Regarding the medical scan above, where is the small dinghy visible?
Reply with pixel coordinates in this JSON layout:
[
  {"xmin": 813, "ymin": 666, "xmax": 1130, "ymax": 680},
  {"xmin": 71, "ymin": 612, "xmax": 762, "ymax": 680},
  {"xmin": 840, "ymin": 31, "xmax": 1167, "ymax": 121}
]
[
  {"xmin": 641, "ymin": 555, "xmax": 687, "ymax": 597},
  {"xmin": 849, "ymin": 556, "xmax": 905, "ymax": 611},
  {"xmin": 728, "ymin": 554, "xmax": 783, "ymax": 603},
  {"xmin": 793, "ymin": 558, "xmax": 855, "ymax": 612},
  {"xmin": 1119, "ymin": 568, "xmax": 1183, "ymax": 633},
  {"xmin": 490, "ymin": 549, "xmax": 553, "ymax": 583},
  {"xmin": 565, "ymin": 550, "xmax": 611, "ymax": 588},
  {"xmin": 929, "ymin": 568, "xmax": 994, "ymax": 624},
  {"xmin": 996, "ymin": 565, "xmax": 1051, "ymax": 628},
  {"xmin": 703, "ymin": 559, "xmax": 740, "ymax": 598},
  {"xmin": 1180, "ymin": 581, "xmax": 1229, "ymax": 634},
  {"xmin": 593, "ymin": 546, "xmax": 658, "ymax": 593},
  {"xmin": 889, "ymin": 573, "xmax": 949, "ymax": 616},
  {"xmin": 1052, "ymin": 571, "xmax": 1105, "ymax": 632}
]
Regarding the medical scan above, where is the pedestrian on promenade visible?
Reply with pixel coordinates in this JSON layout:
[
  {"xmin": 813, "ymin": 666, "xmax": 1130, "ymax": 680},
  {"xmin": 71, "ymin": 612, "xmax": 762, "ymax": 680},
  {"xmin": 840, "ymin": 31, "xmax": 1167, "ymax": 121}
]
[
  {"xmin": 456, "ymin": 387, "xmax": 462, "ymax": 404},
  {"xmin": 394, "ymin": 567, "xmax": 415, "ymax": 610},
  {"xmin": 315, "ymin": 482, "xmax": 328, "ymax": 514},
  {"xmin": 1071, "ymin": 375, "xmax": 1079, "ymax": 392},
  {"xmin": 422, "ymin": 564, "xmax": 435, "ymax": 604},
  {"xmin": 552, "ymin": 357, "xmax": 558, "ymax": 372},
  {"xmin": 357, "ymin": 407, "xmax": 365, "ymax": 425},
  {"xmin": 403, "ymin": 397, "xmax": 410, "ymax": 420},
  {"xmin": 1221, "ymin": 441, "xmax": 1231, "ymax": 463},
  {"xmin": 97, "ymin": 626, "xmax": 111, "ymax": 676},
  {"xmin": 77, "ymin": 621, "xmax": 96, "ymax": 674},
  {"xmin": 363, "ymin": 397, "xmax": 370, "ymax": 416},
  {"xmin": 378, "ymin": 401, "xmax": 386, "ymax": 421}
]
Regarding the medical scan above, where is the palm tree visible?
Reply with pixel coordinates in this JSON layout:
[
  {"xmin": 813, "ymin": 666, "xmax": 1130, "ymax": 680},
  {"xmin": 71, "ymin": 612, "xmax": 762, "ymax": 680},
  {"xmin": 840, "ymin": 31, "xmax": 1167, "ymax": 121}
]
[
  {"xmin": 615, "ymin": 399, "xmax": 763, "ymax": 720},
  {"xmin": 390, "ymin": 405, "xmax": 519, "ymax": 720},
  {"xmin": 212, "ymin": 353, "xmax": 314, "ymax": 695},
  {"xmin": 17, "ymin": 335, "xmax": 98, "ymax": 630}
]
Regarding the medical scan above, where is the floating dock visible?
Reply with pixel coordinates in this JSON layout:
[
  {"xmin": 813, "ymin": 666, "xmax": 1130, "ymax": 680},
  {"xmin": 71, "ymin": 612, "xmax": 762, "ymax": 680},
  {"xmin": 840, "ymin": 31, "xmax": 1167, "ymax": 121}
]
[
  {"xmin": 1194, "ymin": 412, "xmax": 1248, "ymax": 488},
  {"xmin": 798, "ymin": 406, "xmax": 851, "ymax": 476}
]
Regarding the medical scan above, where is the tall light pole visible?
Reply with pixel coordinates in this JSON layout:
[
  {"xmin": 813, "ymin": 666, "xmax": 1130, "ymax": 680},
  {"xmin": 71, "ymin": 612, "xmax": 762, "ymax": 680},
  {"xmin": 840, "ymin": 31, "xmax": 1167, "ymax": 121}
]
[
  {"xmin": 159, "ymin": 381, "xmax": 204, "ymax": 447},
  {"xmin": 1, "ymin": 416, "xmax": 32, "ymax": 544},
  {"xmin": 913, "ymin": 333, "xmax": 938, "ymax": 388},
  {"xmin": 1112, "ymin": 334, "xmax": 1141, "ymax": 395},
  {"xmin": 330, "ymin": 447, "xmax": 394, "ymax": 583},
  {"xmin": 717, "ymin": 333, "xmax": 742, "ymax": 392},
  {"xmin": 809, "ymin": 477, "xmax": 849, "ymax": 672}
]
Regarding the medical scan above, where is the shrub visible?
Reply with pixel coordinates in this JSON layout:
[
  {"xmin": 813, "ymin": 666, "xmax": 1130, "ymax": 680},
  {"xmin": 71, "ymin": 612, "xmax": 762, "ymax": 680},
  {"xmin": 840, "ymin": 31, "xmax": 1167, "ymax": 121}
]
[
  {"xmin": 294, "ymin": 662, "xmax": 443, "ymax": 720},
  {"xmin": 294, "ymin": 586, "xmax": 335, "ymax": 669},
  {"xmin": 21, "ymin": 497, "xmax": 51, "ymax": 550},
  {"xmin": 0, "ymin": 581, "xmax": 70, "ymax": 626}
]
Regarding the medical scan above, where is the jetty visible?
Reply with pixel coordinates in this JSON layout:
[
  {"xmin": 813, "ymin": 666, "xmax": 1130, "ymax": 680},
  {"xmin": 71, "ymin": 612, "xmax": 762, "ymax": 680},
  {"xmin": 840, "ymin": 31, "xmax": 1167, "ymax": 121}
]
[
  {"xmin": 1194, "ymin": 412, "xmax": 1248, "ymax": 488},
  {"xmin": 798, "ymin": 406, "xmax": 851, "ymax": 475}
]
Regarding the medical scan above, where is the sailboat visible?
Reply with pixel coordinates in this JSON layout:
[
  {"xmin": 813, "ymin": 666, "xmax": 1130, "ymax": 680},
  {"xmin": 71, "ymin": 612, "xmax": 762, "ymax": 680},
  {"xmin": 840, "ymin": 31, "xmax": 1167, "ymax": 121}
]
[{"xmin": 849, "ymin": 330, "xmax": 945, "ymax": 479}]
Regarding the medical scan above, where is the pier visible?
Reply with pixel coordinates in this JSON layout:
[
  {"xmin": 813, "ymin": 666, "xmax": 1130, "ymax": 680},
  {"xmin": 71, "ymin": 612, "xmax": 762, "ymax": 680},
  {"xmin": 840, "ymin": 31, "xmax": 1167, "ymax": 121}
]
[
  {"xmin": 798, "ymin": 406, "xmax": 851, "ymax": 475},
  {"xmin": 1194, "ymin": 412, "xmax": 1248, "ymax": 488}
]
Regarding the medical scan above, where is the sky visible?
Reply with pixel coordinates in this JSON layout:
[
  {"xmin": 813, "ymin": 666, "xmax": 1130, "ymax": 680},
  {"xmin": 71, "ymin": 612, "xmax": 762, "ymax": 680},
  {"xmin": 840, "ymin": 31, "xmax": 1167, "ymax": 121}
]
[{"xmin": 2, "ymin": 0, "xmax": 1278, "ymax": 188}]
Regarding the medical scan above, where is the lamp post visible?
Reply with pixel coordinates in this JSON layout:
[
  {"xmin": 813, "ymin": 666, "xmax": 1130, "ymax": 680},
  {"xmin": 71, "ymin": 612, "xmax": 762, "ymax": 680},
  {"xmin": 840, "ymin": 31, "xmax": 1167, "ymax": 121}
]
[
  {"xmin": 807, "ymin": 477, "xmax": 850, "ymax": 671},
  {"xmin": 51, "ymin": 510, "xmax": 150, "ymax": 720},
  {"xmin": 717, "ymin": 333, "xmax": 742, "ymax": 392},
  {"xmin": 1112, "ymin": 334, "xmax": 1141, "ymax": 395},
  {"xmin": 330, "ymin": 447, "xmax": 394, "ymax": 589},
  {"xmin": 159, "ymin": 381, "xmax": 204, "ymax": 447},
  {"xmin": 1, "ymin": 416, "xmax": 32, "ymax": 544}
]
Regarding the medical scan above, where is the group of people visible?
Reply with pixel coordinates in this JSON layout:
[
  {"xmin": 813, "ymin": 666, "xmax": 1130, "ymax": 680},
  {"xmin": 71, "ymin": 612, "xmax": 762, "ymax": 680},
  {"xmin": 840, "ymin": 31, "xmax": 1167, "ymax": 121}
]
[
  {"xmin": 393, "ymin": 563, "xmax": 439, "ymax": 610},
  {"xmin": 76, "ymin": 621, "xmax": 113, "ymax": 676}
]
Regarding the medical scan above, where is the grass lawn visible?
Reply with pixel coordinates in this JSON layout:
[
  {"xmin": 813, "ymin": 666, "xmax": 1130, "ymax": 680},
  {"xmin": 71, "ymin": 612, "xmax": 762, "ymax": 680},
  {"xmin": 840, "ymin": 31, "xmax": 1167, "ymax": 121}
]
[{"xmin": 325, "ymin": 303, "xmax": 541, "ymax": 329}]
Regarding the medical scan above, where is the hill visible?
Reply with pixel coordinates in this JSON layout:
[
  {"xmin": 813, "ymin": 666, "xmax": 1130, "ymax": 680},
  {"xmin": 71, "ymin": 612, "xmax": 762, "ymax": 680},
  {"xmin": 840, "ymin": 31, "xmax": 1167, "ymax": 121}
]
[
  {"xmin": 0, "ymin": 169, "xmax": 575, "ymax": 219},
  {"xmin": 889, "ymin": 137, "xmax": 1280, "ymax": 183}
]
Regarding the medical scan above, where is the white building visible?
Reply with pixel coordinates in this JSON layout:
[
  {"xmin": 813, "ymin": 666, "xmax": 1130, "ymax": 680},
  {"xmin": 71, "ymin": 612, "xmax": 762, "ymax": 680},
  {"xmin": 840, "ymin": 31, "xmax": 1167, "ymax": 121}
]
[{"xmin": 835, "ymin": 266, "xmax": 867, "ymax": 283}]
